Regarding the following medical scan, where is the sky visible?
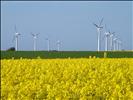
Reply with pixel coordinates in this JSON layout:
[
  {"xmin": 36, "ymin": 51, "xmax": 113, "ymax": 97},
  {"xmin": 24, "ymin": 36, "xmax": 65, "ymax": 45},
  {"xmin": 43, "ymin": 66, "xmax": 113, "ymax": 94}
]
[{"xmin": 1, "ymin": 1, "xmax": 133, "ymax": 51}]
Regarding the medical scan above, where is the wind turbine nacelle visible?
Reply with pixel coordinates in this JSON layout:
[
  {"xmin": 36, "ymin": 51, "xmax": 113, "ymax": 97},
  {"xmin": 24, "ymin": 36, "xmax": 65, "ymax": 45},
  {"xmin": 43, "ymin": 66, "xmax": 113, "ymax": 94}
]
[
  {"xmin": 15, "ymin": 33, "xmax": 20, "ymax": 35},
  {"xmin": 33, "ymin": 36, "xmax": 37, "ymax": 39},
  {"xmin": 105, "ymin": 32, "xmax": 110, "ymax": 36},
  {"xmin": 110, "ymin": 34, "xmax": 114, "ymax": 37},
  {"xmin": 113, "ymin": 38, "xmax": 117, "ymax": 42}
]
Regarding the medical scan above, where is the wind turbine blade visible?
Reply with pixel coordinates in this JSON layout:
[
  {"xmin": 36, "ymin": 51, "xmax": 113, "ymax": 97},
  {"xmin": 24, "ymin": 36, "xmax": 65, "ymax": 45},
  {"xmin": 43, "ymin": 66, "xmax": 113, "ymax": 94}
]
[
  {"xmin": 100, "ymin": 26, "xmax": 103, "ymax": 29},
  {"xmin": 112, "ymin": 32, "xmax": 115, "ymax": 34},
  {"xmin": 36, "ymin": 33, "xmax": 40, "ymax": 36},
  {"xmin": 105, "ymin": 24, "xmax": 107, "ymax": 32},
  {"xmin": 45, "ymin": 38, "xmax": 48, "ymax": 40},
  {"xmin": 31, "ymin": 32, "xmax": 34, "ymax": 36},
  {"xmin": 93, "ymin": 23, "xmax": 98, "ymax": 28},
  {"xmin": 99, "ymin": 18, "xmax": 104, "ymax": 26}
]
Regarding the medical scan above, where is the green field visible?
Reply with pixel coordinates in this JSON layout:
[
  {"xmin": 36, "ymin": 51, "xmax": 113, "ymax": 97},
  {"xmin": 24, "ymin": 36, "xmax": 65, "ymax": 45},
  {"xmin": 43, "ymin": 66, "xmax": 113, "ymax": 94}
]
[{"xmin": 1, "ymin": 51, "xmax": 133, "ymax": 59}]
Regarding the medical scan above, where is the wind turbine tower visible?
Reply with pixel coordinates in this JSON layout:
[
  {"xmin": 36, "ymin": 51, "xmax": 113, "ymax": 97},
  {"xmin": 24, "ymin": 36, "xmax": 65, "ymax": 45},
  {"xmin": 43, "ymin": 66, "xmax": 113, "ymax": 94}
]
[
  {"xmin": 109, "ymin": 32, "xmax": 115, "ymax": 51},
  {"xmin": 93, "ymin": 18, "xmax": 104, "ymax": 51},
  {"xmin": 113, "ymin": 38, "xmax": 117, "ymax": 51},
  {"xmin": 46, "ymin": 38, "xmax": 50, "ymax": 51},
  {"xmin": 13, "ymin": 26, "xmax": 21, "ymax": 51},
  {"xmin": 104, "ymin": 31, "xmax": 110, "ymax": 51},
  {"xmin": 104, "ymin": 24, "xmax": 112, "ymax": 51},
  {"xmin": 31, "ymin": 33, "xmax": 40, "ymax": 51},
  {"xmin": 105, "ymin": 32, "xmax": 110, "ymax": 51},
  {"xmin": 117, "ymin": 40, "xmax": 122, "ymax": 51},
  {"xmin": 57, "ymin": 40, "xmax": 61, "ymax": 51}
]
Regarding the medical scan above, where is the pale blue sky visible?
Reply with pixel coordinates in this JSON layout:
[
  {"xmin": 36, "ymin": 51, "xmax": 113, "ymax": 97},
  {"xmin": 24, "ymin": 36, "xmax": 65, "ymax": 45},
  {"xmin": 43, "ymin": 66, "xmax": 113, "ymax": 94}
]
[{"xmin": 1, "ymin": 1, "xmax": 132, "ymax": 51}]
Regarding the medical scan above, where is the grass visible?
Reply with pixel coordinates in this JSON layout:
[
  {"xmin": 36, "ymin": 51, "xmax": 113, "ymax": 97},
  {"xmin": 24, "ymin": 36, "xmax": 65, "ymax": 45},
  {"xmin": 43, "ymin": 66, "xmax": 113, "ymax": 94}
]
[{"xmin": 1, "ymin": 51, "xmax": 133, "ymax": 59}]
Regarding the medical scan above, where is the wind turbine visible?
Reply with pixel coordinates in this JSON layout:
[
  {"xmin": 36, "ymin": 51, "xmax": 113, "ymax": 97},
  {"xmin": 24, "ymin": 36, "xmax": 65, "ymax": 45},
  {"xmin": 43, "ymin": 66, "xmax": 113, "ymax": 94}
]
[
  {"xmin": 13, "ymin": 26, "xmax": 21, "ymax": 51},
  {"xmin": 117, "ymin": 40, "xmax": 122, "ymax": 51},
  {"xmin": 45, "ymin": 38, "xmax": 50, "ymax": 51},
  {"xmin": 93, "ymin": 18, "xmax": 104, "ymax": 51},
  {"xmin": 113, "ymin": 38, "xmax": 117, "ymax": 51},
  {"xmin": 104, "ymin": 25, "xmax": 110, "ymax": 51},
  {"xmin": 31, "ymin": 33, "xmax": 40, "ymax": 51},
  {"xmin": 109, "ymin": 31, "xmax": 115, "ymax": 51},
  {"xmin": 56, "ymin": 40, "xmax": 61, "ymax": 51}
]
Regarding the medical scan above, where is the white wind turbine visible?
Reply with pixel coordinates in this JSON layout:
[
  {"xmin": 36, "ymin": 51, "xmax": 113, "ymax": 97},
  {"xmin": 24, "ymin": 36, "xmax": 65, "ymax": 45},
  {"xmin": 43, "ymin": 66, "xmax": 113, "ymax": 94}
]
[
  {"xmin": 116, "ymin": 39, "xmax": 119, "ymax": 51},
  {"xmin": 109, "ymin": 31, "xmax": 115, "ymax": 51},
  {"xmin": 104, "ymin": 25, "xmax": 110, "ymax": 51},
  {"xmin": 31, "ymin": 33, "xmax": 40, "ymax": 51},
  {"xmin": 56, "ymin": 40, "xmax": 61, "ymax": 51},
  {"xmin": 13, "ymin": 26, "xmax": 21, "ymax": 51},
  {"xmin": 113, "ymin": 37, "xmax": 118, "ymax": 51},
  {"xmin": 117, "ymin": 40, "xmax": 122, "ymax": 51},
  {"xmin": 93, "ymin": 18, "xmax": 104, "ymax": 51},
  {"xmin": 45, "ymin": 38, "xmax": 50, "ymax": 51}
]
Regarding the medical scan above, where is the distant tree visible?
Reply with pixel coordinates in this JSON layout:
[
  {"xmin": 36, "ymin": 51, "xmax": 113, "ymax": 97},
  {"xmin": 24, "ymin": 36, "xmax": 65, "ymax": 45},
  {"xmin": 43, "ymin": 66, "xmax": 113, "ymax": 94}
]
[
  {"xmin": 51, "ymin": 50, "xmax": 58, "ymax": 52},
  {"xmin": 7, "ymin": 47, "xmax": 15, "ymax": 51}
]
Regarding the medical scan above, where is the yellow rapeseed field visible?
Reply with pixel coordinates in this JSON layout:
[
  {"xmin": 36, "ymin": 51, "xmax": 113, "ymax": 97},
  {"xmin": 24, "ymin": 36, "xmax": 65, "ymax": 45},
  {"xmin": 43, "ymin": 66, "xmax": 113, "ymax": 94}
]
[{"xmin": 1, "ymin": 58, "xmax": 133, "ymax": 100}]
